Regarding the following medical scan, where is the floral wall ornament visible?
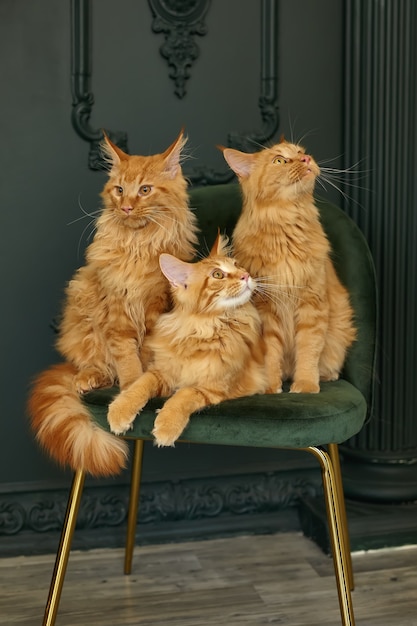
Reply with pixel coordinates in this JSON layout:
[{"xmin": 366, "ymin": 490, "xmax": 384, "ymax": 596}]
[{"xmin": 148, "ymin": 0, "xmax": 211, "ymax": 99}]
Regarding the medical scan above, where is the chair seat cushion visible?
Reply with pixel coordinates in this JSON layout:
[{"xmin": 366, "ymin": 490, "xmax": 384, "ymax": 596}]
[{"xmin": 84, "ymin": 379, "xmax": 366, "ymax": 449}]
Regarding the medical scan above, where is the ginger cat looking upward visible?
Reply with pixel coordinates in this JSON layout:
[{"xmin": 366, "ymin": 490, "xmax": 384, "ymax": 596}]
[
  {"xmin": 28, "ymin": 131, "xmax": 198, "ymax": 476},
  {"xmin": 222, "ymin": 139, "xmax": 356, "ymax": 394},
  {"xmin": 107, "ymin": 233, "xmax": 268, "ymax": 447}
]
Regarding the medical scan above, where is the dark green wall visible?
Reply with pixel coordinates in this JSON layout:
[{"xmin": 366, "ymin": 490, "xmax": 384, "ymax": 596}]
[{"xmin": 0, "ymin": 0, "xmax": 344, "ymax": 550}]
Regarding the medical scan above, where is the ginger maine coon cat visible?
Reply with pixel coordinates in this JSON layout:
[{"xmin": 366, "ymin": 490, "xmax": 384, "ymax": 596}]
[
  {"xmin": 107, "ymin": 233, "xmax": 268, "ymax": 446},
  {"xmin": 222, "ymin": 139, "xmax": 356, "ymax": 394},
  {"xmin": 28, "ymin": 131, "xmax": 198, "ymax": 475}
]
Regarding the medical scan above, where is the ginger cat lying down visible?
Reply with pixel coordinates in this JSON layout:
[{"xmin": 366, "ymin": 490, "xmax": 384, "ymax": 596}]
[{"xmin": 107, "ymin": 233, "xmax": 268, "ymax": 447}]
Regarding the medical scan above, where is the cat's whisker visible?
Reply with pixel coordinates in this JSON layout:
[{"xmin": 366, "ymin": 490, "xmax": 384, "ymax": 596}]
[
  {"xmin": 317, "ymin": 174, "xmax": 352, "ymax": 204},
  {"xmin": 247, "ymin": 138, "xmax": 269, "ymax": 151},
  {"xmin": 318, "ymin": 172, "xmax": 371, "ymax": 210},
  {"xmin": 316, "ymin": 177, "xmax": 328, "ymax": 193},
  {"xmin": 319, "ymin": 158, "xmax": 368, "ymax": 174},
  {"xmin": 255, "ymin": 279, "xmax": 305, "ymax": 308},
  {"xmin": 320, "ymin": 170, "xmax": 369, "ymax": 186},
  {"xmin": 146, "ymin": 215, "xmax": 172, "ymax": 236},
  {"xmin": 255, "ymin": 273, "xmax": 305, "ymax": 287},
  {"xmin": 317, "ymin": 154, "xmax": 346, "ymax": 166},
  {"xmin": 195, "ymin": 240, "xmax": 212, "ymax": 259},
  {"xmin": 256, "ymin": 284, "xmax": 305, "ymax": 305},
  {"xmin": 255, "ymin": 287, "xmax": 297, "ymax": 318},
  {"xmin": 67, "ymin": 197, "xmax": 102, "ymax": 226},
  {"xmin": 145, "ymin": 207, "xmax": 198, "ymax": 224},
  {"xmin": 318, "ymin": 160, "xmax": 371, "ymax": 206},
  {"xmin": 67, "ymin": 209, "xmax": 101, "ymax": 226},
  {"xmin": 295, "ymin": 128, "xmax": 317, "ymax": 147},
  {"xmin": 256, "ymin": 280, "xmax": 305, "ymax": 290},
  {"xmin": 76, "ymin": 218, "xmax": 97, "ymax": 258},
  {"xmin": 287, "ymin": 113, "xmax": 298, "ymax": 144},
  {"xmin": 321, "ymin": 167, "xmax": 367, "ymax": 178}
]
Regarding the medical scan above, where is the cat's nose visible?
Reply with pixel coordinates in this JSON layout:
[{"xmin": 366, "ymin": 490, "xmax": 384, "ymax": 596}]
[
  {"xmin": 122, "ymin": 206, "xmax": 133, "ymax": 214},
  {"xmin": 241, "ymin": 272, "xmax": 250, "ymax": 282},
  {"xmin": 300, "ymin": 155, "xmax": 311, "ymax": 164}
]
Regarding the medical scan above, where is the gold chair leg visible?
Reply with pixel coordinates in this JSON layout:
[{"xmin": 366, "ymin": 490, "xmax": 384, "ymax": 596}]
[
  {"xmin": 124, "ymin": 439, "xmax": 145, "ymax": 575},
  {"xmin": 306, "ymin": 446, "xmax": 355, "ymax": 626},
  {"xmin": 42, "ymin": 469, "xmax": 86, "ymax": 626},
  {"xmin": 328, "ymin": 443, "xmax": 354, "ymax": 591}
]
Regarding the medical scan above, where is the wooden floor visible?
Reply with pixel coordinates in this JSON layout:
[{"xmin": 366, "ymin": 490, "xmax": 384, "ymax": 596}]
[{"xmin": 1, "ymin": 532, "xmax": 417, "ymax": 626}]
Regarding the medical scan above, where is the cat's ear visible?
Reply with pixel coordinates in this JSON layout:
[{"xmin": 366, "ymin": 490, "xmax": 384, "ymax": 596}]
[
  {"xmin": 221, "ymin": 147, "xmax": 255, "ymax": 178},
  {"xmin": 101, "ymin": 131, "xmax": 129, "ymax": 167},
  {"xmin": 162, "ymin": 129, "xmax": 187, "ymax": 178},
  {"xmin": 210, "ymin": 229, "xmax": 230, "ymax": 257},
  {"xmin": 159, "ymin": 253, "xmax": 193, "ymax": 288}
]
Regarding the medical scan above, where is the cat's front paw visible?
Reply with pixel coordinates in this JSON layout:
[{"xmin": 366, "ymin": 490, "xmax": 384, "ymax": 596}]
[
  {"xmin": 290, "ymin": 380, "xmax": 320, "ymax": 394},
  {"xmin": 75, "ymin": 368, "xmax": 111, "ymax": 393},
  {"xmin": 320, "ymin": 371, "xmax": 340, "ymax": 382},
  {"xmin": 107, "ymin": 399, "xmax": 137, "ymax": 435},
  {"xmin": 266, "ymin": 386, "xmax": 283, "ymax": 394},
  {"xmin": 151, "ymin": 410, "xmax": 183, "ymax": 448}
]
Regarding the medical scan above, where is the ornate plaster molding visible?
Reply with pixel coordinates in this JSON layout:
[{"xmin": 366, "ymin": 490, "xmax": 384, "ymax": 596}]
[
  {"xmin": 70, "ymin": 0, "xmax": 279, "ymax": 177},
  {"xmin": 148, "ymin": 0, "xmax": 211, "ymax": 99},
  {"xmin": 71, "ymin": 0, "xmax": 128, "ymax": 170},
  {"xmin": 0, "ymin": 471, "xmax": 319, "ymax": 537}
]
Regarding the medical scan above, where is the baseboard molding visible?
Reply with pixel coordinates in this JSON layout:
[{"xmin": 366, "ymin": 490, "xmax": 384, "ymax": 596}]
[{"xmin": 0, "ymin": 468, "xmax": 321, "ymax": 557}]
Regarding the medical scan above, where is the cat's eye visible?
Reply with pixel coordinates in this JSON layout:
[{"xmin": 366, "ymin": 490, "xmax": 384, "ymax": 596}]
[
  {"xmin": 138, "ymin": 185, "xmax": 152, "ymax": 196},
  {"xmin": 115, "ymin": 185, "xmax": 123, "ymax": 195},
  {"xmin": 212, "ymin": 269, "xmax": 225, "ymax": 279},
  {"xmin": 272, "ymin": 155, "xmax": 287, "ymax": 165}
]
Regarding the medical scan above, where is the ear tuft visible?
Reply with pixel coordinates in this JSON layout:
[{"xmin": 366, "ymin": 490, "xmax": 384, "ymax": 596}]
[
  {"xmin": 163, "ymin": 129, "xmax": 187, "ymax": 178},
  {"xmin": 101, "ymin": 131, "xmax": 129, "ymax": 169},
  {"xmin": 209, "ymin": 229, "xmax": 230, "ymax": 257}
]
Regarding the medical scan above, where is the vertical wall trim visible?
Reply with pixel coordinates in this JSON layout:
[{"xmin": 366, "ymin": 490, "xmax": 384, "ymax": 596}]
[{"xmin": 70, "ymin": 0, "xmax": 128, "ymax": 168}]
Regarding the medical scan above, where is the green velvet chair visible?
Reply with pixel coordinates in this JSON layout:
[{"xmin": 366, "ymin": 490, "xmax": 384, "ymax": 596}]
[{"xmin": 41, "ymin": 184, "xmax": 377, "ymax": 626}]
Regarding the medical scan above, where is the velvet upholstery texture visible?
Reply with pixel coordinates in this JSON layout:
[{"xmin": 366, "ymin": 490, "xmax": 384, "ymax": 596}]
[
  {"xmin": 85, "ymin": 381, "xmax": 365, "ymax": 449},
  {"xmin": 84, "ymin": 183, "xmax": 377, "ymax": 449}
]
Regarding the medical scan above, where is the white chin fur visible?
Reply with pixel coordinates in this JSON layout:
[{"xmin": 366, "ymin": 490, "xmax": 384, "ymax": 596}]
[{"xmin": 217, "ymin": 285, "xmax": 253, "ymax": 309}]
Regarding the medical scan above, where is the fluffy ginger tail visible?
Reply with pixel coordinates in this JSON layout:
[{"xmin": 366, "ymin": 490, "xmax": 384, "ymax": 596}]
[{"xmin": 28, "ymin": 363, "xmax": 128, "ymax": 477}]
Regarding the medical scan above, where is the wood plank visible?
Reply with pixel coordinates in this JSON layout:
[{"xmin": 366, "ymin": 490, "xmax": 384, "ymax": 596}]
[{"xmin": 0, "ymin": 533, "xmax": 416, "ymax": 625}]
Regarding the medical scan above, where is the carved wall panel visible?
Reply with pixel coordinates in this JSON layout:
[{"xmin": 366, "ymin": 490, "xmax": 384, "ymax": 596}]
[
  {"xmin": 0, "ymin": 471, "xmax": 320, "ymax": 543},
  {"xmin": 70, "ymin": 0, "xmax": 279, "ymax": 180}
]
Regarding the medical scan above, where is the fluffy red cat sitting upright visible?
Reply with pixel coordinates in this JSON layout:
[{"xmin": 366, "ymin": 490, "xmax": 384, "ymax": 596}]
[
  {"xmin": 28, "ymin": 131, "xmax": 198, "ymax": 476},
  {"xmin": 222, "ymin": 139, "xmax": 356, "ymax": 394}
]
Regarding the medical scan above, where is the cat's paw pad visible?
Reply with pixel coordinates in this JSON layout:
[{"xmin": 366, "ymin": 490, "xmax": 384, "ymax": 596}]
[
  {"xmin": 107, "ymin": 402, "xmax": 136, "ymax": 435},
  {"xmin": 290, "ymin": 380, "xmax": 320, "ymax": 394}
]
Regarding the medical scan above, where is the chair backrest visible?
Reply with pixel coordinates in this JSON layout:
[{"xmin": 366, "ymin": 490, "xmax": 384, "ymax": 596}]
[{"xmin": 189, "ymin": 183, "xmax": 378, "ymax": 415}]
